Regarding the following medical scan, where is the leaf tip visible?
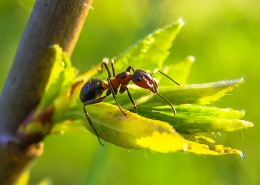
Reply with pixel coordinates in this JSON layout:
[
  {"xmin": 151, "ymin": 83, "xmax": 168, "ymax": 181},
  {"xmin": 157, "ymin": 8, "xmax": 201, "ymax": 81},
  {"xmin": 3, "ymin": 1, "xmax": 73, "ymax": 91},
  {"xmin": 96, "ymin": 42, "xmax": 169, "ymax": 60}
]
[
  {"xmin": 239, "ymin": 77, "xmax": 245, "ymax": 83},
  {"xmin": 241, "ymin": 120, "xmax": 254, "ymax": 128},
  {"xmin": 177, "ymin": 17, "xmax": 185, "ymax": 28},
  {"xmin": 222, "ymin": 148, "xmax": 245, "ymax": 159},
  {"xmin": 48, "ymin": 44, "xmax": 62, "ymax": 54},
  {"xmin": 187, "ymin": 55, "xmax": 196, "ymax": 63},
  {"xmin": 232, "ymin": 77, "xmax": 245, "ymax": 86},
  {"xmin": 135, "ymin": 131, "xmax": 187, "ymax": 153}
]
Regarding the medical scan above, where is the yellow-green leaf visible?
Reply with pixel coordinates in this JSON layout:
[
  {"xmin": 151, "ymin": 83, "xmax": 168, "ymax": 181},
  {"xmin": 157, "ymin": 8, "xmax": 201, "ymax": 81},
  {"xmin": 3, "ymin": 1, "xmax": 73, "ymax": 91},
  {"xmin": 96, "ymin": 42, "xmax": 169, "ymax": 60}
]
[
  {"xmin": 40, "ymin": 45, "xmax": 76, "ymax": 110},
  {"xmin": 137, "ymin": 104, "xmax": 253, "ymax": 133},
  {"xmin": 78, "ymin": 102, "xmax": 187, "ymax": 152},
  {"xmin": 115, "ymin": 18, "xmax": 184, "ymax": 72},
  {"xmin": 126, "ymin": 78, "xmax": 245, "ymax": 108}
]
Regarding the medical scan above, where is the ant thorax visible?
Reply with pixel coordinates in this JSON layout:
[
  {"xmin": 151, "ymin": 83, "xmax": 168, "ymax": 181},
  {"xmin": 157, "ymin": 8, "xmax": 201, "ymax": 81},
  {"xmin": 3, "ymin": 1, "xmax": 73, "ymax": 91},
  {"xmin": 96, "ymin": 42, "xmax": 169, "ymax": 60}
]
[{"xmin": 111, "ymin": 71, "xmax": 133, "ymax": 89}]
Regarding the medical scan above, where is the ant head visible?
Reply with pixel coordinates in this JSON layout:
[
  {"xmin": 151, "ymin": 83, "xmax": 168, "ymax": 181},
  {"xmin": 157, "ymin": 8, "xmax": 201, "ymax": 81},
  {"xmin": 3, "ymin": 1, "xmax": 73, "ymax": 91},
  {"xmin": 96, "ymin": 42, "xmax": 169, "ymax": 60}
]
[{"xmin": 132, "ymin": 69, "xmax": 158, "ymax": 93}]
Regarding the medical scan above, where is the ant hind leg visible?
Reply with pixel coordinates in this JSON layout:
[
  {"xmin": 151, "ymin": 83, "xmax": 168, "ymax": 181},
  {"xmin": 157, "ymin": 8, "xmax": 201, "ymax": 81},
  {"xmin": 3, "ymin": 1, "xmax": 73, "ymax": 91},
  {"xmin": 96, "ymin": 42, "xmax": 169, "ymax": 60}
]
[
  {"xmin": 126, "ymin": 88, "xmax": 137, "ymax": 111},
  {"xmin": 83, "ymin": 96, "xmax": 107, "ymax": 146},
  {"xmin": 83, "ymin": 105, "xmax": 104, "ymax": 146},
  {"xmin": 107, "ymin": 79, "xmax": 128, "ymax": 116}
]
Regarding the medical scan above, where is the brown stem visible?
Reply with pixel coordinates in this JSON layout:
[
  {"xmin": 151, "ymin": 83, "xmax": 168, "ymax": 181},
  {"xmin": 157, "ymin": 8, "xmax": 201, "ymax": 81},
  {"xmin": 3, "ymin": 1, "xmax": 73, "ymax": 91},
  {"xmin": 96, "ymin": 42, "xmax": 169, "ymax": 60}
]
[{"xmin": 0, "ymin": 0, "xmax": 93, "ymax": 184}]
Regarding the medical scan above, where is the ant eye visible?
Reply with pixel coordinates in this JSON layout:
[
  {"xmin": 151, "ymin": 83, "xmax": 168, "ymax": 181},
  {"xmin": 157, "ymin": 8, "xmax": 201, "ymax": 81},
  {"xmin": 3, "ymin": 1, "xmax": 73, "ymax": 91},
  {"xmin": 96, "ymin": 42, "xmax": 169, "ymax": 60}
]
[{"xmin": 137, "ymin": 77, "xmax": 142, "ymax": 81}]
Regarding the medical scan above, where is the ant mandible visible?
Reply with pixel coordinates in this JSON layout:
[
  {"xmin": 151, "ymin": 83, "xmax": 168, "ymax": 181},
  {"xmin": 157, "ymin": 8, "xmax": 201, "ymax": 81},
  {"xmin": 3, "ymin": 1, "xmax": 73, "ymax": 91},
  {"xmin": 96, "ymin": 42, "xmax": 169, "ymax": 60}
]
[{"xmin": 79, "ymin": 58, "xmax": 180, "ymax": 145}]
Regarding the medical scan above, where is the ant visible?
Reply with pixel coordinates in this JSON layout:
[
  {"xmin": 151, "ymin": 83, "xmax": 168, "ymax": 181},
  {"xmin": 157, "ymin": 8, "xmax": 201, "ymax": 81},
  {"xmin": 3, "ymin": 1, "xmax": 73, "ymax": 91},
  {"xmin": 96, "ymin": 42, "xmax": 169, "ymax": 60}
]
[{"xmin": 79, "ymin": 58, "xmax": 180, "ymax": 145}]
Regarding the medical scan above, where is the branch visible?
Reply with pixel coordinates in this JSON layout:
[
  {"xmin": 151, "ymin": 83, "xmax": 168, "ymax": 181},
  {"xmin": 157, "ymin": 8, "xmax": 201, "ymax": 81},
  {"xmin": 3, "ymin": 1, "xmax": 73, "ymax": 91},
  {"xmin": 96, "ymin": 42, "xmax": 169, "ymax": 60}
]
[{"xmin": 0, "ymin": 0, "xmax": 93, "ymax": 184}]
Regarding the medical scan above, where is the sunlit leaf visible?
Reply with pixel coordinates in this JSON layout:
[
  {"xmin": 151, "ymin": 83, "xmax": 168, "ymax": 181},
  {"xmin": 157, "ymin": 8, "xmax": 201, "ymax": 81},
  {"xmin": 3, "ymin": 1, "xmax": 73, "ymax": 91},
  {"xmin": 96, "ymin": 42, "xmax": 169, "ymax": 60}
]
[
  {"xmin": 105, "ymin": 78, "xmax": 244, "ymax": 110},
  {"xmin": 115, "ymin": 18, "xmax": 184, "ymax": 72},
  {"xmin": 187, "ymin": 140, "xmax": 244, "ymax": 157},
  {"xmin": 125, "ymin": 78, "xmax": 245, "ymax": 108},
  {"xmin": 61, "ymin": 98, "xmax": 249, "ymax": 156},
  {"xmin": 159, "ymin": 56, "xmax": 195, "ymax": 85},
  {"xmin": 39, "ymin": 45, "xmax": 76, "ymax": 110},
  {"xmin": 137, "ymin": 105, "xmax": 253, "ymax": 134},
  {"xmin": 18, "ymin": 45, "xmax": 75, "ymax": 144},
  {"xmin": 16, "ymin": 170, "xmax": 29, "ymax": 185},
  {"xmin": 72, "ymin": 102, "xmax": 188, "ymax": 152}
]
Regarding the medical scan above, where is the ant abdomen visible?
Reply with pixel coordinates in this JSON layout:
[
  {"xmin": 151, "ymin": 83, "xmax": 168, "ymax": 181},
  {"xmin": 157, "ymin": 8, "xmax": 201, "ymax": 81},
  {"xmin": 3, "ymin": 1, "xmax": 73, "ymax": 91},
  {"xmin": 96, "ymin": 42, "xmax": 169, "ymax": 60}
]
[{"xmin": 80, "ymin": 78, "xmax": 105, "ymax": 103}]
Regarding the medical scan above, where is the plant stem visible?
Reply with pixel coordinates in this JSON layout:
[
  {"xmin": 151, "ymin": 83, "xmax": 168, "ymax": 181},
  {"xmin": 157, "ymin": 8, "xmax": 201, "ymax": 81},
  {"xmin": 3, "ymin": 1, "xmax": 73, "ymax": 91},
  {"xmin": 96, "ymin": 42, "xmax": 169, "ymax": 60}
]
[{"xmin": 0, "ymin": 0, "xmax": 93, "ymax": 184}]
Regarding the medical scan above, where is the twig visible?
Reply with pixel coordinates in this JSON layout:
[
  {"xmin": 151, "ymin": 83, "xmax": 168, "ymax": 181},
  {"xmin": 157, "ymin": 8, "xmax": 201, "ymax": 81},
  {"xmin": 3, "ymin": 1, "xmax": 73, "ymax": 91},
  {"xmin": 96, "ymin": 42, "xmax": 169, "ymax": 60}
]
[{"xmin": 0, "ymin": 0, "xmax": 93, "ymax": 184}]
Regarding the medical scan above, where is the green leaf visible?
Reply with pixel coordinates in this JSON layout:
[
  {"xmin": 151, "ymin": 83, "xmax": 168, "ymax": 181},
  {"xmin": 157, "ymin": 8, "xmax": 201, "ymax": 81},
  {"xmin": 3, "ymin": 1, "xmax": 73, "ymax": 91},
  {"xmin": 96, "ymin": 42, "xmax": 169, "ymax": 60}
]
[
  {"xmin": 16, "ymin": 170, "xmax": 29, "ymax": 185},
  {"xmin": 17, "ymin": 45, "xmax": 76, "ymax": 145},
  {"xmin": 62, "ymin": 100, "xmax": 248, "ymax": 156},
  {"xmin": 124, "ymin": 78, "xmax": 245, "ymax": 108},
  {"xmin": 158, "ymin": 56, "xmax": 195, "ymax": 85},
  {"xmin": 39, "ymin": 45, "xmax": 63, "ymax": 109},
  {"xmin": 187, "ymin": 139, "xmax": 244, "ymax": 157},
  {"xmin": 186, "ymin": 135, "xmax": 244, "ymax": 157},
  {"xmin": 39, "ymin": 45, "xmax": 76, "ymax": 110},
  {"xmin": 137, "ymin": 105, "xmax": 253, "ymax": 134},
  {"xmin": 72, "ymin": 102, "xmax": 187, "ymax": 152},
  {"xmin": 88, "ymin": 18, "xmax": 185, "ymax": 80},
  {"xmin": 115, "ymin": 18, "xmax": 184, "ymax": 72}
]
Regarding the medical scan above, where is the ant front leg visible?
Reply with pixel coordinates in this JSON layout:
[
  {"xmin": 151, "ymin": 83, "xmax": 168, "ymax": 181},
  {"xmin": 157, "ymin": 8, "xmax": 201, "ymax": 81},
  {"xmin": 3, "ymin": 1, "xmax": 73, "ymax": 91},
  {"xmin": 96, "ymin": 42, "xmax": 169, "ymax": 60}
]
[
  {"xmin": 83, "ymin": 96, "xmax": 107, "ymax": 146},
  {"xmin": 99, "ymin": 58, "xmax": 117, "ymax": 78},
  {"xmin": 99, "ymin": 58, "xmax": 112, "ymax": 78},
  {"xmin": 126, "ymin": 88, "xmax": 137, "ymax": 111},
  {"xmin": 119, "ymin": 86, "xmax": 137, "ymax": 111}
]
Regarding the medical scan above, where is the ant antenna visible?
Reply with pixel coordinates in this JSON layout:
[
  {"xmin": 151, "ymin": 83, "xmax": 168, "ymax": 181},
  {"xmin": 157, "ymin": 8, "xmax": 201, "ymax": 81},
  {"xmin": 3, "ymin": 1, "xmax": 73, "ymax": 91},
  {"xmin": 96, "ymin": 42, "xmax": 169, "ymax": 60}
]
[
  {"xmin": 152, "ymin": 69, "xmax": 181, "ymax": 86},
  {"xmin": 83, "ymin": 105, "xmax": 104, "ymax": 146}
]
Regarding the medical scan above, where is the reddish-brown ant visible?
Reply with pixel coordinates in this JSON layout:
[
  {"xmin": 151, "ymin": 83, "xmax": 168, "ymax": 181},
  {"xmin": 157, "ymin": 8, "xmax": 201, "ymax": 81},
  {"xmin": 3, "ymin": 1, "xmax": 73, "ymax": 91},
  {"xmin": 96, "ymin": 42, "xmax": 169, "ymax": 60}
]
[{"xmin": 79, "ymin": 59, "xmax": 180, "ymax": 145}]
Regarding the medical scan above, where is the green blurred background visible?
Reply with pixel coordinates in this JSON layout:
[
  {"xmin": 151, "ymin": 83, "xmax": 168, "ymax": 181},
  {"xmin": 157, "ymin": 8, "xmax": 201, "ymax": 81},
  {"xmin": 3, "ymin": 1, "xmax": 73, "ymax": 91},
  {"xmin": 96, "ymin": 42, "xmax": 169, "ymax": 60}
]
[{"xmin": 0, "ymin": 0, "xmax": 259, "ymax": 184}]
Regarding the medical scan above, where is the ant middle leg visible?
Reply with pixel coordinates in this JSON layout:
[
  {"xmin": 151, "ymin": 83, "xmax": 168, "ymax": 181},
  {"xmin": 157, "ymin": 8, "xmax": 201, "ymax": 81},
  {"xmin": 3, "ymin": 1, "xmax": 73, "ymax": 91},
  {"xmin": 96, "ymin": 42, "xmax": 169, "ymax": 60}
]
[
  {"xmin": 126, "ymin": 88, "xmax": 137, "ymax": 111},
  {"xmin": 107, "ymin": 79, "xmax": 127, "ymax": 116},
  {"xmin": 119, "ymin": 86, "xmax": 137, "ymax": 111}
]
